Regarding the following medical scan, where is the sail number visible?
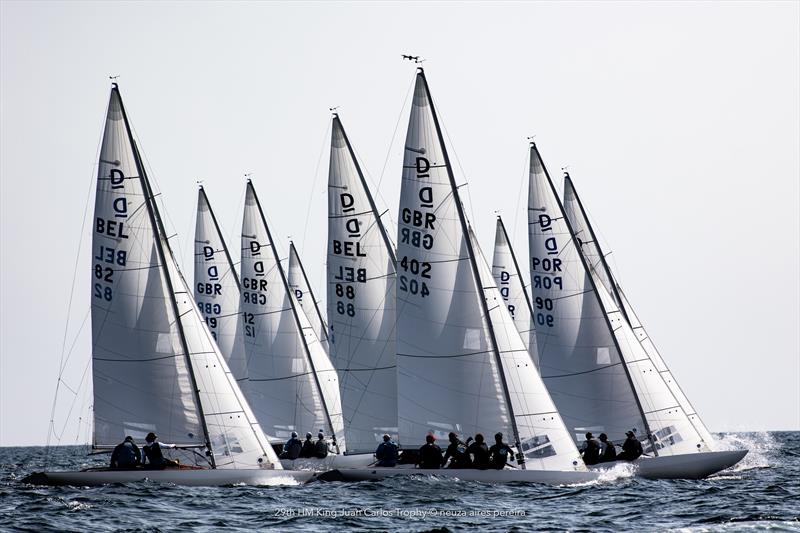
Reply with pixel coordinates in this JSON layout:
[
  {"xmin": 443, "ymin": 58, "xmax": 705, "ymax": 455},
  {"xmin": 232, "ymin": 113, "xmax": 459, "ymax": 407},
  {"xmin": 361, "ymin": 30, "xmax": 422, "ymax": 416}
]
[
  {"xmin": 498, "ymin": 270, "xmax": 516, "ymax": 318},
  {"xmin": 530, "ymin": 213, "xmax": 563, "ymax": 328}
]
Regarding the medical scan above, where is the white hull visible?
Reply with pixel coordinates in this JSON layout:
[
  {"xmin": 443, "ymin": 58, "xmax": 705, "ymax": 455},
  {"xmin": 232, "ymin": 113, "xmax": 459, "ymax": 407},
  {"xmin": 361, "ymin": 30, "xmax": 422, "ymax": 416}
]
[
  {"xmin": 22, "ymin": 468, "xmax": 315, "ymax": 487},
  {"xmin": 318, "ymin": 466, "xmax": 599, "ymax": 485},
  {"xmin": 280, "ymin": 452, "xmax": 375, "ymax": 471},
  {"xmin": 592, "ymin": 450, "xmax": 748, "ymax": 480}
]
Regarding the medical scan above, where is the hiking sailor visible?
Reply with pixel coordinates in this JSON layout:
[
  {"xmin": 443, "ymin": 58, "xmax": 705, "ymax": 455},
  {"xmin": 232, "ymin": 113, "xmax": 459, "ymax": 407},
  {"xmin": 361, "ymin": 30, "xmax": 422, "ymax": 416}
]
[
  {"xmin": 617, "ymin": 431, "xmax": 644, "ymax": 461},
  {"xmin": 142, "ymin": 432, "xmax": 179, "ymax": 469},
  {"xmin": 466, "ymin": 433, "xmax": 490, "ymax": 469},
  {"xmin": 442, "ymin": 432, "xmax": 471, "ymax": 468},
  {"xmin": 299, "ymin": 432, "xmax": 315, "ymax": 458},
  {"xmin": 581, "ymin": 432, "xmax": 601, "ymax": 466},
  {"xmin": 314, "ymin": 430, "xmax": 329, "ymax": 459},
  {"xmin": 417, "ymin": 434, "xmax": 443, "ymax": 469},
  {"xmin": 110, "ymin": 436, "xmax": 141, "ymax": 470},
  {"xmin": 375, "ymin": 434, "xmax": 399, "ymax": 467},
  {"xmin": 280, "ymin": 431, "xmax": 302, "ymax": 460},
  {"xmin": 488, "ymin": 432, "xmax": 514, "ymax": 470},
  {"xmin": 598, "ymin": 433, "xmax": 617, "ymax": 462}
]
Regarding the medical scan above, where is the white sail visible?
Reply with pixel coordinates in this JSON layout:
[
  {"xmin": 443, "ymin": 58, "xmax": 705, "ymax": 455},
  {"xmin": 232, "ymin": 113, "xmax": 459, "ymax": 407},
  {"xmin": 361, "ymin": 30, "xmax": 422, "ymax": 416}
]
[
  {"xmin": 326, "ymin": 115, "xmax": 398, "ymax": 454},
  {"xmin": 491, "ymin": 216, "xmax": 540, "ymax": 369},
  {"xmin": 194, "ymin": 187, "xmax": 248, "ymax": 383},
  {"xmin": 562, "ymin": 175, "xmax": 716, "ymax": 449},
  {"xmin": 287, "ymin": 242, "xmax": 330, "ymax": 355},
  {"xmin": 528, "ymin": 144, "xmax": 709, "ymax": 455},
  {"xmin": 471, "ymin": 227, "xmax": 585, "ymax": 470},
  {"xmin": 91, "ymin": 86, "xmax": 278, "ymax": 469},
  {"xmin": 527, "ymin": 143, "xmax": 647, "ymax": 445},
  {"xmin": 240, "ymin": 181, "xmax": 340, "ymax": 448},
  {"xmin": 396, "ymin": 70, "xmax": 511, "ymax": 447}
]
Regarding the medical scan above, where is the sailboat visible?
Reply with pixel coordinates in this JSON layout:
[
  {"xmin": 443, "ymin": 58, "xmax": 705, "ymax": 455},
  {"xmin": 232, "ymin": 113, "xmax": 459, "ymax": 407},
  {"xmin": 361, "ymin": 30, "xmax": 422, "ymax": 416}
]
[
  {"xmin": 526, "ymin": 142, "xmax": 746, "ymax": 479},
  {"xmin": 239, "ymin": 180, "xmax": 348, "ymax": 468},
  {"xmin": 25, "ymin": 85, "xmax": 313, "ymax": 486},
  {"xmin": 194, "ymin": 186, "xmax": 249, "ymax": 383},
  {"xmin": 492, "ymin": 215, "xmax": 540, "ymax": 370},
  {"xmin": 323, "ymin": 114, "xmax": 398, "ymax": 465},
  {"xmin": 328, "ymin": 69, "xmax": 598, "ymax": 485}
]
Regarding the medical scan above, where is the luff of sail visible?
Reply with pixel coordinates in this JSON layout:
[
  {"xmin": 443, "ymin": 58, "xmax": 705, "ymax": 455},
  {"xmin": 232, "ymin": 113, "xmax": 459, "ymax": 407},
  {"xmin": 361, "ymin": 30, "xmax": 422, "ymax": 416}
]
[
  {"xmin": 492, "ymin": 216, "xmax": 540, "ymax": 369},
  {"xmin": 562, "ymin": 175, "xmax": 716, "ymax": 450},
  {"xmin": 240, "ymin": 181, "xmax": 342, "ymax": 449},
  {"xmin": 91, "ymin": 86, "xmax": 278, "ymax": 469},
  {"xmin": 194, "ymin": 186, "xmax": 248, "ymax": 383},
  {"xmin": 287, "ymin": 242, "xmax": 330, "ymax": 355},
  {"xmin": 528, "ymin": 143, "xmax": 708, "ymax": 455},
  {"xmin": 326, "ymin": 115, "xmax": 398, "ymax": 454}
]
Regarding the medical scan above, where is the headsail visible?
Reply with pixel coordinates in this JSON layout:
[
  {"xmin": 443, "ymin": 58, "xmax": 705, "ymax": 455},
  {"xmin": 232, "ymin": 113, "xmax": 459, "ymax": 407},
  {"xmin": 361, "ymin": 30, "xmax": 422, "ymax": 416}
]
[
  {"xmin": 287, "ymin": 242, "xmax": 330, "ymax": 355},
  {"xmin": 240, "ymin": 181, "xmax": 342, "ymax": 449},
  {"xmin": 492, "ymin": 216, "xmax": 540, "ymax": 369},
  {"xmin": 562, "ymin": 175, "xmax": 716, "ymax": 449},
  {"xmin": 194, "ymin": 186, "xmax": 248, "ymax": 382},
  {"xmin": 528, "ymin": 143, "xmax": 709, "ymax": 455},
  {"xmin": 91, "ymin": 86, "xmax": 278, "ymax": 469},
  {"xmin": 326, "ymin": 115, "xmax": 398, "ymax": 454}
]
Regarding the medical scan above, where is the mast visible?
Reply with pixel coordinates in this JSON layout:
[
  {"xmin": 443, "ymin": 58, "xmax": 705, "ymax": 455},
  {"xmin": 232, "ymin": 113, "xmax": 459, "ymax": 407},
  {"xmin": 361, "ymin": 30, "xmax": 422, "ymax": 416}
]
[
  {"xmin": 335, "ymin": 114, "xmax": 398, "ymax": 265},
  {"xmin": 115, "ymin": 84, "xmax": 216, "ymax": 466},
  {"xmin": 496, "ymin": 214, "xmax": 538, "ymax": 339},
  {"xmin": 247, "ymin": 180, "xmax": 340, "ymax": 453},
  {"xmin": 417, "ymin": 68, "xmax": 526, "ymax": 467},
  {"xmin": 289, "ymin": 240, "xmax": 328, "ymax": 342},
  {"xmin": 532, "ymin": 144, "xmax": 657, "ymax": 455},
  {"xmin": 563, "ymin": 173, "xmax": 630, "ymax": 324},
  {"xmin": 199, "ymin": 185, "xmax": 241, "ymax": 290}
]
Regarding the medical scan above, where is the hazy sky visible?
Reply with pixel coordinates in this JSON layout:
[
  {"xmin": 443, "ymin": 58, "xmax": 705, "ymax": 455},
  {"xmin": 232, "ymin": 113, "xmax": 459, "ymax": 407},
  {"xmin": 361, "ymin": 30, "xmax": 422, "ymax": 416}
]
[{"xmin": 1, "ymin": 1, "xmax": 798, "ymax": 446}]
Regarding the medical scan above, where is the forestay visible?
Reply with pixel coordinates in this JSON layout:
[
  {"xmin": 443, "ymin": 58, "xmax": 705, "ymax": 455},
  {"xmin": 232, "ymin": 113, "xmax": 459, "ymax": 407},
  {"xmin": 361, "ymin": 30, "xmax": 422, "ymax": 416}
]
[
  {"xmin": 326, "ymin": 115, "xmax": 398, "ymax": 454},
  {"xmin": 396, "ymin": 70, "xmax": 512, "ymax": 446},
  {"xmin": 91, "ymin": 86, "xmax": 278, "ymax": 469},
  {"xmin": 562, "ymin": 175, "xmax": 715, "ymax": 450},
  {"xmin": 287, "ymin": 242, "xmax": 330, "ymax": 355},
  {"xmin": 240, "ymin": 182, "xmax": 341, "ymax": 448},
  {"xmin": 529, "ymin": 144, "xmax": 707, "ymax": 455},
  {"xmin": 492, "ymin": 216, "xmax": 540, "ymax": 369},
  {"xmin": 194, "ymin": 187, "xmax": 248, "ymax": 383}
]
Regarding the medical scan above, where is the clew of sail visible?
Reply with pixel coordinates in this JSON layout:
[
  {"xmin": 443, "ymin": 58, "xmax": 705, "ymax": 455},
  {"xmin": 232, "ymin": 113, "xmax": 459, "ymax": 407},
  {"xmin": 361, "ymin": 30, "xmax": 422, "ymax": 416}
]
[
  {"xmin": 491, "ymin": 216, "xmax": 540, "ymax": 370},
  {"xmin": 91, "ymin": 86, "xmax": 278, "ymax": 469},
  {"xmin": 470, "ymin": 227, "xmax": 585, "ymax": 470},
  {"xmin": 287, "ymin": 242, "xmax": 330, "ymax": 355},
  {"xmin": 194, "ymin": 187, "xmax": 248, "ymax": 383},
  {"xmin": 326, "ymin": 115, "xmax": 398, "ymax": 454},
  {"xmin": 240, "ymin": 182, "xmax": 340, "ymax": 448},
  {"xmin": 562, "ymin": 175, "xmax": 716, "ymax": 450}
]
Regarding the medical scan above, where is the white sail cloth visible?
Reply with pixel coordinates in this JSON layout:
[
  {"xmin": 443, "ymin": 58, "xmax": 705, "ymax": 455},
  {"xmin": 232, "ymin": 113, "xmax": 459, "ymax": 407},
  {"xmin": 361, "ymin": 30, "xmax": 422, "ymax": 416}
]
[
  {"xmin": 194, "ymin": 187, "xmax": 248, "ymax": 382},
  {"xmin": 562, "ymin": 176, "xmax": 716, "ymax": 450},
  {"xmin": 240, "ymin": 182, "xmax": 342, "ymax": 447},
  {"xmin": 91, "ymin": 87, "xmax": 278, "ymax": 469},
  {"xmin": 326, "ymin": 116, "xmax": 398, "ymax": 454},
  {"xmin": 528, "ymin": 144, "xmax": 708, "ymax": 455},
  {"xmin": 491, "ymin": 216, "xmax": 540, "ymax": 369},
  {"xmin": 287, "ymin": 242, "xmax": 330, "ymax": 355}
]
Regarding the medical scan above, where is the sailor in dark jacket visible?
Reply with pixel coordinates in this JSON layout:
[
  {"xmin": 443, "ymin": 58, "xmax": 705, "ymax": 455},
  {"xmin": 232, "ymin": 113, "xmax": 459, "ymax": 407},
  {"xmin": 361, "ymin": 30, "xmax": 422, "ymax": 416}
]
[
  {"xmin": 142, "ymin": 432, "xmax": 179, "ymax": 469},
  {"xmin": 280, "ymin": 431, "xmax": 302, "ymax": 460},
  {"xmin": 299, "ymin": 432, "xmax": 315, "ymax": 458},
  {"xmin": 581, "ymin": 432, "xmax": 601, "ymax": 466},
  {"xmin": 417, "ymin": 434, "xmax": 443, "ymax": 469},
  {"xmin": 375, "ymin": 434, "xmax": 399, "ymax": 467},
  {"xmin": 617, "ymin": 431, "xmax": 644, "ymax": 461},
  {"xmin": 442, "ymin": 432, "xmax": 471, "ymax": 468},
  {"xmin": 110, "ymin": 436, "xmax": 141, "ymax": 469},
  {"xmin": 466, "ymin": 433, "xmax": 490, "ymax": 469},
  {"xmin": 488, "ymin": 432, "xmax": 514, "ymax": 470},
  {"xmin": 598, "ymin": 433, "xmax": 617, "ymax": 462},
  {"xmin": 314, "ymin": 431, "xmax": 329, "ymax": 459}
]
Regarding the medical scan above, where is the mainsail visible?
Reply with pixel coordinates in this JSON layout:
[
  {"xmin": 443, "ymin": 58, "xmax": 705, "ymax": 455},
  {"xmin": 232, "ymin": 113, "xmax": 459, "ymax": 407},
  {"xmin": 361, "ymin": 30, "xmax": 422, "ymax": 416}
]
[
  {"xmin": 527, "ymin": 143, "xmax": 710, "ymax": 455},
  {"xmin": 287, "ymin": 242, "xmax": 330, "ymax": 355},
  {"xmin": 326, "ymin": 115, "xmax": 398, "ymax": 454},
  {"xmin": 562, "ymin": 174, "xmax": 716, "ymax": 449},
  {"xmin": 91, "ymin": 85, "xmax": 278, "ymax": 469},
  {"xmin": 396, "ymin": 69, "xmax": 584, "ymax": 470},
  {"xmin": 492, "ymin": 215, "xmax": 540, "ymax": 369},
  {"xmin": 194, "ymin": 186, "xmax": 248, "ymax": 382},
  {"xmin": 240, "ymin": 181, "xmax": 343, "ymax": 449}
]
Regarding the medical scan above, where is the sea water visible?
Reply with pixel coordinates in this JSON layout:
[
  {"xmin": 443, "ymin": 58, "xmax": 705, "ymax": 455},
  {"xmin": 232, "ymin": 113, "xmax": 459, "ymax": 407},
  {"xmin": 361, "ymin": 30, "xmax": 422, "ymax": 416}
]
[{"xmin": 1, "ymin": 432, "xmax": 797, "ymax": 532}]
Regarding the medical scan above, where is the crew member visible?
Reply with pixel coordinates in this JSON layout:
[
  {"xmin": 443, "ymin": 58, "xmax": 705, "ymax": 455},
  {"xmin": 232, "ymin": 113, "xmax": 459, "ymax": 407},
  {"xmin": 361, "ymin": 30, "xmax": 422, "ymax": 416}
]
[
  {"xmin": 314, "ymin": 430, "xmax": 329, "ymax": 459},
  {"xmin": 110, "ymin": 436, "xmax": 141, "ymax": 470},
  {"xmin": 299, "ymin": 432, "xmax": 315, "ymax": 458},
  {"xmin": 617, "ymin": 431, "xmax": 643, "ymax": 461},
  {"xmin": 598, "ymin": 433, "xmax": 617, "ymax": 462},
  {"xmin": 280, "ymin": 431, "xmax": 302, "ymax": 460},
  {"xmin": 142, "ymin": 432, "xmax": 179, "ymax": 469},
  {"xmin": 466, "ymin": 433, "xmax": 490, "ymax": 469},
  {"xmin": 375, "ymin": 434, "xmax": 399, "ymax": 467},
  {"xmin": 581, "ymin": 432, "xmax": 601, "ymax": 466},
  {"xmin": 417, "ymin": 434, "xmax": 442, "ymax": 469},
  {"xmin": 442, "ymin": 432, "xmax": 471, "ymax": 469},
  {"xmin": 488, "ymin": 432, "xmax": 514, "ymax": 470}
]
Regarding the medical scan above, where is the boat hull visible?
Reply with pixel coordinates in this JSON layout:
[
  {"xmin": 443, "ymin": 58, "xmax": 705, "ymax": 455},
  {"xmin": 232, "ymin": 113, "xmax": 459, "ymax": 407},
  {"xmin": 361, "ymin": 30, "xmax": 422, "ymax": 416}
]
[
  {"xmin": 22, "ymin": 468, "xmax": 316, "ymax": 487},
  {"xmin": 280, "ymin": 452, "xmax": 375, "ymax": 471},
  {"xmin": 317, "ymin": 466, "xmax": 599, "ymax": 485},
  {"xmin": 592, "ymin": 450, "xmax": 748, "ymax": 479}
]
